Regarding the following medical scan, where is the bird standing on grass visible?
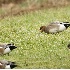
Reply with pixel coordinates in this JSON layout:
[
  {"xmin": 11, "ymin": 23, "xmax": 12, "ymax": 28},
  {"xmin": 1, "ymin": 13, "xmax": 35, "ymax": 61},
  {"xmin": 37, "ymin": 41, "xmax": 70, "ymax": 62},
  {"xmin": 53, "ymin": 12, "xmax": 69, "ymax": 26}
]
[
  {"xmin": 0, "ymin": 60, "xmax": 17, "ymax": 69},
  {"xmin": 40, "ymin": 21, "xmax": 70, "ymax": 34},
  {"xmin": 0, "ymin": 43, "xmax": 17, "ymax": 55}
]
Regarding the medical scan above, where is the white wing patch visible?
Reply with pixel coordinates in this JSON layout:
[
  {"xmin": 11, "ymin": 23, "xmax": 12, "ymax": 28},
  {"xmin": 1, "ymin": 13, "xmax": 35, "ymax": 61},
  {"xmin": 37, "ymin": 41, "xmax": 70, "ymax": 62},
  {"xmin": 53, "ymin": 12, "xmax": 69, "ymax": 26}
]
[
  {"xmin": 4, "ymin": 47, "xmax": 11, "ymax": 54},
  {"xmin": 0, "ymin": 47, "xmax": 3, "ymax": 48},
  {"xmin": 5, "ymin": 65, "xmax": 10, "ymax": 69},
  {"xmin": 58, "ymin": 24, "xmax": 66, "ymax": 31}
]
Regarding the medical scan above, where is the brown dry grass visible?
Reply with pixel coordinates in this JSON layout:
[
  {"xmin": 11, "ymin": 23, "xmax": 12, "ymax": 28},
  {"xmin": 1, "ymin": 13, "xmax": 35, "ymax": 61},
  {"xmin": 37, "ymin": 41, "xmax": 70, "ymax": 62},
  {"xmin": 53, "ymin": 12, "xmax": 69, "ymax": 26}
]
[{"xmin": 0, "ymin": 0, "xmax": 70, "ymax": 19}]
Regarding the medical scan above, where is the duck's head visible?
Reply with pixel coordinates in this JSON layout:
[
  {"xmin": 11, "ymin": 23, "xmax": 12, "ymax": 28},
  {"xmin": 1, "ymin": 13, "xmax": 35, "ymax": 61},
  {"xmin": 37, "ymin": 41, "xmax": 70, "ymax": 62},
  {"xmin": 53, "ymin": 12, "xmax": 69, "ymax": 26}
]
[{"xmin": 40, "ymin": 26, "xmax": 46, "ymax": 32}]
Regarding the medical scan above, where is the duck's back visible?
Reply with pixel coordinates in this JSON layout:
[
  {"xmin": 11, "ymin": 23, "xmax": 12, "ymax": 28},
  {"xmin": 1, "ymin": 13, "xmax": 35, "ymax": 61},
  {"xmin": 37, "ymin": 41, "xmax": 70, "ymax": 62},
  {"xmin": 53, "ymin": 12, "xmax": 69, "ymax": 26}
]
[{"xmin": 45, "ymin": 24, "xmax": 59, "ymax": 33}]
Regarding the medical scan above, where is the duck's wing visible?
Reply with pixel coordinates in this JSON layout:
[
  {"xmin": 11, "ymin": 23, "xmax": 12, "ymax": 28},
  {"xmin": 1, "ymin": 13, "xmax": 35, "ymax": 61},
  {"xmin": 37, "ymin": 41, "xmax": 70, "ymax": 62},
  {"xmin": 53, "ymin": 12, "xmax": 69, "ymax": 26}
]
[
  {"xmin": 0, "ymin": 60, "xmax": 9, "ymax": 65},
  {"xmin": 0, "ymin": 43, "xmax": 14, "ymax": 48}
]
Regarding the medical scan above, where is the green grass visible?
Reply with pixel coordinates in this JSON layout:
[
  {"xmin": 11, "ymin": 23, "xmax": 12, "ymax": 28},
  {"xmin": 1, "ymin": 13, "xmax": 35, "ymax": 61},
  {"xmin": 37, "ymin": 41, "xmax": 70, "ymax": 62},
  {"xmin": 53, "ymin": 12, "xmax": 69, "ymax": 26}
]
[{"xmin": 0, "ymin": 6, "xmax": 70, "ymax": 69}]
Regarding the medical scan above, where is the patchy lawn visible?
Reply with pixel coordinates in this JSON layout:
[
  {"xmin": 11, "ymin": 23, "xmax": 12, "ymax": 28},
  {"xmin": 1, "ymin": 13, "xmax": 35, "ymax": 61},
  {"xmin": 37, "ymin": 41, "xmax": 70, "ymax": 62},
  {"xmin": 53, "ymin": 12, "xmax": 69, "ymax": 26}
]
[{"xmin": 0, "ymin": 6, "xmax": 70, "ymax": 68}]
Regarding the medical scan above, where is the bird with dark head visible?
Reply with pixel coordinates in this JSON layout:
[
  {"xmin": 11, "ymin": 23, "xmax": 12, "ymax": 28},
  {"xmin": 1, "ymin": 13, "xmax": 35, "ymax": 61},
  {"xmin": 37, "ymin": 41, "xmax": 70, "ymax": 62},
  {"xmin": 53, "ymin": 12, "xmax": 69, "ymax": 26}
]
[
  {"xmin": 0, "ymin": 43, "xmax": 17, "ymax": 55},
  {"xmin": 40, "ymin": 26, "xmax": 47, "ymax": 33},
  {"xmin": 0, "ymin": 60, "xmax": 17, "ymax": 69},
  {"xmin": 40, "ymin": 21, "xmax": 70, "ymax": 34}
]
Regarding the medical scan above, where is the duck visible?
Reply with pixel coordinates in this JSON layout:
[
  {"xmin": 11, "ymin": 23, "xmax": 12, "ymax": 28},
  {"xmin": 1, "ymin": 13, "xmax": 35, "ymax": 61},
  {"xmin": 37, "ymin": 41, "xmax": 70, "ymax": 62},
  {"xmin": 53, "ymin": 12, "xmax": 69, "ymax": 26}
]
[
  {"xmin": 40, "ymin": 21, "xmax": 70, "ymax": 34},
  {"xmin": 0, "ymin": 43, "xmax": 17, "ymax": 55},
  {"xmin": 0, "ymin": 60, "xmax": 17, "ymax": 69}
]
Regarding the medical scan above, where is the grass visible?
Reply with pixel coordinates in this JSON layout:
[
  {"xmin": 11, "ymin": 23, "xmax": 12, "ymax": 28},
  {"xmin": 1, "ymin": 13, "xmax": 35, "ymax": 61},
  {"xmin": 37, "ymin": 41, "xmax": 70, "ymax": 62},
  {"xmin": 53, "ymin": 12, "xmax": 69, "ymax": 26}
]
[
  {"xmin": 0, "ymin": 6, "xmax": 70, "ymax": 69},
  {"xmin": 0, "ymin": 0, "xmax": 70, "ymax": 18}
]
